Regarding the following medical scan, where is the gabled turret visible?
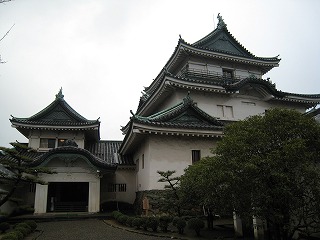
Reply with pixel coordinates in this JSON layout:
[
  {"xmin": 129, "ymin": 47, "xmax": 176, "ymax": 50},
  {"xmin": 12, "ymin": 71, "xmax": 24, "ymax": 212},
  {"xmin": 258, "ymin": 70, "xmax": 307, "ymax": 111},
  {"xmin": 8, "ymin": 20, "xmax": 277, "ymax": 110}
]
[{"xmin": 10, "ymin": 89, "xmax": 100, "ymax": 148}]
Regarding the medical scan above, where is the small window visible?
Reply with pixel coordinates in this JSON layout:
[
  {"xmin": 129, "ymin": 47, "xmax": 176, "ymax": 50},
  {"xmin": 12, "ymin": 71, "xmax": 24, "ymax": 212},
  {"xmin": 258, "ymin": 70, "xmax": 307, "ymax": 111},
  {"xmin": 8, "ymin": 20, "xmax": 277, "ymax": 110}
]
[
  {"xmin": 223, "ymin": 69, "xmax": 233, "ymax": 80},
  {"xmin": 57, "ymin": 139, "xmax": 67, "ymax": 147},
  {"xmin": 107, "ymin": 183, "xmax": 117, "ymax": 192},
  {"xmin": 40, "ymin": 138, "xmax": 56, "ymax": 148},
  {"xmin": 107, "ymin": 183, "xmax": 126, "ymax": 192},
  {"xmin": 217, "ymin": 105, "xmax": 234, "ymax": 119},
  {"xmin": 225, "ymin": 106, "xmax": 234, "ymax": 118},
  {"xmin": 142, "ymin": 154, "xmax": 144, "ymax": 169},
  {"xmin": 118, "ymin": 184, "xmax": 127, "ymax": 192},
  {"xmin": 192, "ymin": 150, "xmax": 201, "ymax": 164},
  {"xmin": 136, "ymin": 159, "xmax": 139, "ymax": 172}
]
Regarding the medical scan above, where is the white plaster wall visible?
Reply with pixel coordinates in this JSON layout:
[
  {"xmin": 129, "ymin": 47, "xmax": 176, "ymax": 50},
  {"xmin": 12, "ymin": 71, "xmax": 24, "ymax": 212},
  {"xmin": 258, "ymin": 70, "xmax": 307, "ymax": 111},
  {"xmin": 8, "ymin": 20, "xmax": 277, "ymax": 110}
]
[
  {"xmin": 192, "ymin": 91, "xmax": 306, "ymax": 121},
  {"xmin": 28, "ymin": 130, "xmax": 85, "ymax": 150},
  {"xmin": 115, "ymin": 169, "xmax": 136, "ymax": 204},
  {"xmin": 100, "ymin": 173, "xmax": 116, "ymax": 203},
  {"xmin": 100, "ymin": 170, "xmax": 135, "ymax": 204},
  {"xmin": 136, "ymin": 135, "xmax": 217, "ymax": 191},
  {"xmin": 153, "ymin": 89, "xmax": 306, "ymax": 122},
  {"xmin": 34, "ymin": 157, "xmax": 101, "ymax": 213},
  {"xmin": 133, "ymin": 138, "xmax": 150, "ymax": 192}
]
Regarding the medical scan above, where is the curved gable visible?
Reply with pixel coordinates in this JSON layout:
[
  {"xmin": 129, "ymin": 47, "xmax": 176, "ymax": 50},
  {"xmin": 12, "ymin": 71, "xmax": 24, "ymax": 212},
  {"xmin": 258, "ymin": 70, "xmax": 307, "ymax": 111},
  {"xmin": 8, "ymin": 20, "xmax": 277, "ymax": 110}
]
[{"xmin": 30, "ymin": 146, "xmax": 117, "ymax": 171}]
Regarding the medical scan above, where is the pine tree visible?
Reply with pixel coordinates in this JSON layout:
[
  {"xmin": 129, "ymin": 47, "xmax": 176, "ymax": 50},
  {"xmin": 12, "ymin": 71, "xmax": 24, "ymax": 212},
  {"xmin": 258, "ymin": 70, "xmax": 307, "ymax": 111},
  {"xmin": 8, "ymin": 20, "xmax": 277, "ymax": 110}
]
[{"xmin": 0, "ymin": 142, "xmax": 52, "ymax": 207}]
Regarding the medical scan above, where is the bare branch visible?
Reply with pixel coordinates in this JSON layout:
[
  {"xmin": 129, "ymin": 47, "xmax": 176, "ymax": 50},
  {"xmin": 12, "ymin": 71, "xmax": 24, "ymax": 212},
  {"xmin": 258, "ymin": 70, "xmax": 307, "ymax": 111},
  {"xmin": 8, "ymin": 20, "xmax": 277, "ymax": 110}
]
[
  {"xmin": 0, "ymin": 0, "xmax": 13, "ymax": 3},
  {"xmin": 0, "ymin": 23, "xmax": 15, "ymax": 42}
]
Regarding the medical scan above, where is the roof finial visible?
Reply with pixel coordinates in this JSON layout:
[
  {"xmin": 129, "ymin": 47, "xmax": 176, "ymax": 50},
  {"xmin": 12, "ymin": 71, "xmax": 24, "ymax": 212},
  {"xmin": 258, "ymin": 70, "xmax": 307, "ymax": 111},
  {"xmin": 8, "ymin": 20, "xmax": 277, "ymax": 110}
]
[
  {"xmin": 56, "ymin": 87, "xmax": 64, "ymax": 99},
  {"xmin": 217, "ymin": 13, "xmax": 227, "ymax": 29}
]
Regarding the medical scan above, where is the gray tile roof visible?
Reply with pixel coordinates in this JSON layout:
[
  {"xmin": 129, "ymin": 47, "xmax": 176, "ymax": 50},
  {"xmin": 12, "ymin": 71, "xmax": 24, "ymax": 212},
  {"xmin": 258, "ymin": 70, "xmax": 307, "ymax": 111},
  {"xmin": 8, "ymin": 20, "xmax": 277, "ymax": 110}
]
[
  {"xmin": 133, "ymin": 94, "xmax": 224, "ymax": 130},
  {"xmin": 27, "ymin": 146, "xmax": 117, "ymax": 170},
  {"xmin": 0, "ymin": 140, "xmax": 133, "ymax": 170},
  {"xmin": 192, "ymin": 15, "xmax": 279, "ymax": 62},
  {"xmin": 86, "ymin": 141, "xmax": 134, "ymax": 165},
  {"xmin": 11, "ymin": 89, "xmax": 99, "ymax": 127}
]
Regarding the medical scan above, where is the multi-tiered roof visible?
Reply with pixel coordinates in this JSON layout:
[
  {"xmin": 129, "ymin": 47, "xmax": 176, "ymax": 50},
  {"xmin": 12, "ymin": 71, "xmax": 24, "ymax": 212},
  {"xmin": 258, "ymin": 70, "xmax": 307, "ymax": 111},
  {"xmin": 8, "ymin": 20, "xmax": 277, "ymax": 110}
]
[
  {"xmin": 136, "ymin": 14, "xmax": 320, "ymax": 116},
  {"xmin": 120, "ymin": 14, "xmax": 320, "ymax": 156}
]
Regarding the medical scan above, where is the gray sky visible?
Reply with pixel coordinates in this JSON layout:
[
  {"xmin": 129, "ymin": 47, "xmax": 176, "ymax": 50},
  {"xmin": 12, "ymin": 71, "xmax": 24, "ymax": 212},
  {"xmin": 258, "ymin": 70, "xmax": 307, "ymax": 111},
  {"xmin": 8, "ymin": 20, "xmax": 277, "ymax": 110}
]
[{"xmin": 1, "ymin": 0, "xmax": 320, "ymax": 147}]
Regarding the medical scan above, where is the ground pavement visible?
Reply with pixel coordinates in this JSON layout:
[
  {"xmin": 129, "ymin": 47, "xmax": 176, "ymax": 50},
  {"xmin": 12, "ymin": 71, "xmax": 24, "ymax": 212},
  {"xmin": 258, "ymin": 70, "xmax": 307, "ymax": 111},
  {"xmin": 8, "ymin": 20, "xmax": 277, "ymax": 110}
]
[
  {"xmin": 24, "ymin": 218, "xmax": 238, "ymax": 240},
  {"xmin": 26, "ymin": 219, "xmax": 175, "ymax": 240}
]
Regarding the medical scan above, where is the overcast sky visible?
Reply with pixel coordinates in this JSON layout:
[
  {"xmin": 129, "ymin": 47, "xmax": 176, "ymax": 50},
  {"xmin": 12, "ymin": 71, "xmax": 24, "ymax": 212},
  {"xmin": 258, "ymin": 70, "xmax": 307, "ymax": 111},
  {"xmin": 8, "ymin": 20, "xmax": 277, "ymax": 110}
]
[{"xmin": 0, "ymin": 0, "xmax": 320, "ymax": 147}]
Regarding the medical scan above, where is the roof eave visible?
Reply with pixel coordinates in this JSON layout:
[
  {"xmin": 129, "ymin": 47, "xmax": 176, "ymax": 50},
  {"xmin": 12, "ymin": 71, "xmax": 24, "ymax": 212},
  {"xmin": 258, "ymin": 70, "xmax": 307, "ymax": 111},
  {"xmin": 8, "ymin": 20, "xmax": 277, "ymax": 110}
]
[
  {"xmin": 11, "ymin": 121, "xmax": 100, "ymax": 130},
  {"xmin": 137, "ymin": 76, "xmax": 228, "ymax": 116},
  {"xmin": 132, "ymin": 122, "xmax": 224, "ymax": 138}
]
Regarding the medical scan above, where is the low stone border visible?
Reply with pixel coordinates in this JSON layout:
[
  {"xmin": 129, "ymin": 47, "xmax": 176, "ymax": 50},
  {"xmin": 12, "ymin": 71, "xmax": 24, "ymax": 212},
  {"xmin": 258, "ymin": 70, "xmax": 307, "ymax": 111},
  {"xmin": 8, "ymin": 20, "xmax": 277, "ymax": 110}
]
[
  {"xmin": 24, "ymin": 230, "xmax": 44, "ymax": 240},
  {"xmin": 103, "ymin": 219, "xmax": 187, "ymax": 239}
]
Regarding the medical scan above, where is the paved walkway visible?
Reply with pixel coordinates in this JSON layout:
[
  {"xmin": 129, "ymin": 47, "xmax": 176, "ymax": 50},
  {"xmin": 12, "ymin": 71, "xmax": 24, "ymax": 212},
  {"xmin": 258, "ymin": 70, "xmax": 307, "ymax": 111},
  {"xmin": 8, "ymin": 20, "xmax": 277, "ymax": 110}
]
[{"xmin": 28, "ymin": 219, "xmax": 172, "ymax": 240}]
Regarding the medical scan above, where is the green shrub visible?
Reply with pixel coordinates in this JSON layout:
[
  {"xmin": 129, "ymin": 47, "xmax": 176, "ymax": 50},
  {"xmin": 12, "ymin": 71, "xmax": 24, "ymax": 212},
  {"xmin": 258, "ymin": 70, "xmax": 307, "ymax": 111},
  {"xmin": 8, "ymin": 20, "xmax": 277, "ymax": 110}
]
[
  {"xmin": 147, "ymin": 217, "xmax": 159, "ymax": 232},
  {"xmin": 14, "ymin": 227, "xmax": 28, "ymax": 237},
  {"xmin": 118, "ymin": 215, "xmax": 128, "ymax": 225},
  {"xmin": 173, "ymin": 217, "xmax": 186, "ymax": 234},
  {"xmin": 0, "ymin": 222, "xmax": 10, "ymax": 233},
  {"xmin": 24, "ymin": 220, "xmax": 37, "ymax": 231},
  {"xmin": 1, "ymin": 232, "xmax": 18, "ymax": 240},
  {"xmin": 132, "ymin": 217, "xmax": 143, "ymax": 229},
  {"xmin": 111, "ymin": 210, "xmax": 122, "ymax": 219},
  {"xmin": 126, "ymin": 217, "xmax": 134, "ymax": 227},
  {"xmin": 187, "ymin": 218, "xmax": 205, "ymax": 236},
  {"xmin": 172, "ymin": 216, "xmax": 179, "ymax": 226},
  {"xmin": 15, "ymin": 222, "xmax": 31, "ymax": 231},
  {"xmin": 140, "ymin": 217, "xmax": 148, "ymax": 231},
  {"xmin": 11, "ymin": 230, "xmax": 23, "ymax": 240},
  {"xmin": 159, "ymin": 216, "xmax": 172, "ymax": 232}
]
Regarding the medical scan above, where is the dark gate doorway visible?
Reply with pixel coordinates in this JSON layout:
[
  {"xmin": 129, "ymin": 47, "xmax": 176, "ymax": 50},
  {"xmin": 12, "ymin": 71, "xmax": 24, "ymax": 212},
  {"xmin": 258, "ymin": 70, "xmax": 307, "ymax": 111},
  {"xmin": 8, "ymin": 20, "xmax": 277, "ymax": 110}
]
[{"xmin": 47, "ymin": 182, "xmax": 89, "ymax": 212}]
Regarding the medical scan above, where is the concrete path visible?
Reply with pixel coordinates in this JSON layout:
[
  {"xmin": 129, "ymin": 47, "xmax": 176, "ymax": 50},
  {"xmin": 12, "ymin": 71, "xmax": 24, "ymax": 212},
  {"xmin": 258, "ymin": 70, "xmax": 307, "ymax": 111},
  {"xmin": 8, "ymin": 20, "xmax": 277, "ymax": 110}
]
[{"xmin": 30, "ymin": 219, "xmax": 172, "ymax": 240}]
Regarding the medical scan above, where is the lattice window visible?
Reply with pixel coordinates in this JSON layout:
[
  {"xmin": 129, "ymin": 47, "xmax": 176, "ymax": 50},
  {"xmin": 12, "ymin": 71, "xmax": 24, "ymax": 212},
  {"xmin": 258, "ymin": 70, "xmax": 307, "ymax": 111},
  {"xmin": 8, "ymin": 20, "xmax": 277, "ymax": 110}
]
[
  {"xmin": 118, "ymin": 184, "xmax": 127, "ymax": 192},
  {"xmin": 107, "ymin": 183, "xmax": 127, "ymax": 192},
  {"xmin": 107, "ymin": 183, "xmax": 117, "ymax": 192},
  {"xmin": 142, "ymin": 154, "xmax": 145, "ymax": 169},
  {"xmin": 223, "ymin": 69, "xmax": 233, "ymax": 79},
  {"xmin": 40, "ymin": 138, "xmax": 56, "ymax": 148}
]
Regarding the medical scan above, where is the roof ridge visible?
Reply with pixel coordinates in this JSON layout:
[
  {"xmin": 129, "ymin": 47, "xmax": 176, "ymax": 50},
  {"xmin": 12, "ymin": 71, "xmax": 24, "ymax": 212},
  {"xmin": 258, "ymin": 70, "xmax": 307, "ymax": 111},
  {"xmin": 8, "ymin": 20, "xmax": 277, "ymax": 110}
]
[
  {"xmin": 192, "ymin": 14, "xmax": 254, "ymax": 57},
  {"xmin": 11, "ymin": 89, "xmax": 98, "ymax": 124}
]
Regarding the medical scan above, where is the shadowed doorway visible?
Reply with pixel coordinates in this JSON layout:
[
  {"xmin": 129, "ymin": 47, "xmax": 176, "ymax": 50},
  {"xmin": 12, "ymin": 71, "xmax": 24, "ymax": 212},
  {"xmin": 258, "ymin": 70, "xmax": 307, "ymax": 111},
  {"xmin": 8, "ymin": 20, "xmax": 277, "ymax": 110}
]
[{"xmin": 47, "ymin": 182, "xmax": 89, "ymax": 212}]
